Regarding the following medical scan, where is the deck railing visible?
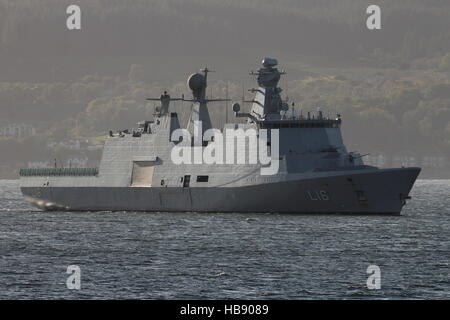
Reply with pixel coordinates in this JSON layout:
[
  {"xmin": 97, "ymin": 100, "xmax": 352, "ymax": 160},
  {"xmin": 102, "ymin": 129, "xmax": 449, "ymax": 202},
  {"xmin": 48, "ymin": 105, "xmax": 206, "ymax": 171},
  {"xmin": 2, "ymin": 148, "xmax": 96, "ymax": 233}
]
[{"xmin": 19, "ymin": 168, "xmax": 99, "ymax": 177}]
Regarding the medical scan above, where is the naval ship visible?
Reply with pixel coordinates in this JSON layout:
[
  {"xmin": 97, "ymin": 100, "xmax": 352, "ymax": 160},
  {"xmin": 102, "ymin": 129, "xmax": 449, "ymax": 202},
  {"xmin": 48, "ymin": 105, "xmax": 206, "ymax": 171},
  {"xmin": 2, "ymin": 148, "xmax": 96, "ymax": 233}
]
[{"xmin": 20, "ymin": 58, "xmax": 420, "ymax": 214}]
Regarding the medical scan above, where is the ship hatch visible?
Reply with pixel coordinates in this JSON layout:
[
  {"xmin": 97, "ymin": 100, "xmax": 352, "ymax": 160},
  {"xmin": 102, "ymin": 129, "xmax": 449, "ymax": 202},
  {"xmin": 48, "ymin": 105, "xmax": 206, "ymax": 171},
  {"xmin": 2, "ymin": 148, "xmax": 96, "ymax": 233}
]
[
  {"xmin": 183, "ymin": 175, "xmax": 191, "ymax": 188},
  {"xmin": 131, "ymin": 161, "xmax": 156, "ymax": 187}
]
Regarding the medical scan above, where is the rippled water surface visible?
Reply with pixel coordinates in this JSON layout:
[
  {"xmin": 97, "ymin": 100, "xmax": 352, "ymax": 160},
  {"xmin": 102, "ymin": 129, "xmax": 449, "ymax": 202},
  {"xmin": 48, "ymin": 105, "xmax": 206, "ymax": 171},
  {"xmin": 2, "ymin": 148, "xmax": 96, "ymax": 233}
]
[{"xmin": 0, "ymin": 180, "xmax": 449, "ymax": 299}]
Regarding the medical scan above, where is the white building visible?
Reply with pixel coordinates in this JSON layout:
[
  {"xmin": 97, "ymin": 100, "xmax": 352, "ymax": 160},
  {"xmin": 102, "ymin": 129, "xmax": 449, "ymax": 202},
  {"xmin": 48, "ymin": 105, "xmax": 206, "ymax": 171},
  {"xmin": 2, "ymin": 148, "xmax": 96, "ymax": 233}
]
[
  {"xmin": 46, "ymin": 140, "xmax": 81, "ymax": 150},
  {"xmin": 66, "ymin": 157, "xmax": 88, "ymax": 168},
  {"xmin": 0, "ymin": 124, "xmax": 36, "ymax": 138},
  {"xmin": 27, "ymin": 161, "xmax": 51, "ymax": 169}
]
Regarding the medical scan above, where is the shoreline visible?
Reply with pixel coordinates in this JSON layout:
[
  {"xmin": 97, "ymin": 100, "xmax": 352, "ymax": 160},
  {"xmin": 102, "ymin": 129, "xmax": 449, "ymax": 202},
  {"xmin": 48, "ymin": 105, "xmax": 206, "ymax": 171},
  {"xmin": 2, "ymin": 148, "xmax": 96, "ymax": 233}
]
[{"xmin": 2, "ymin": 178, "xmax": 449, "ymax": 182}]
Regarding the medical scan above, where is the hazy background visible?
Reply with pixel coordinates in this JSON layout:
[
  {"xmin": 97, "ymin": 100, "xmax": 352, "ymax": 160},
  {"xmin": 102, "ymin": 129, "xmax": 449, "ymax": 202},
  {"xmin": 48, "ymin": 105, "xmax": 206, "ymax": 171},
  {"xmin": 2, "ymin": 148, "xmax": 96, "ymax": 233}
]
[{"xmin": 1, "ymin": 0, "xmax": 450, "ymax": 178}]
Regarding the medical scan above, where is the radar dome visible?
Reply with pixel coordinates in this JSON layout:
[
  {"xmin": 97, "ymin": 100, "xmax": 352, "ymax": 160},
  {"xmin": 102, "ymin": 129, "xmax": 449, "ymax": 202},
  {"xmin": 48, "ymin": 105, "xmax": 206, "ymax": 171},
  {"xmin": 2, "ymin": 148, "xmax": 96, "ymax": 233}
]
[
  {"xmin": 188, "ymin": 73, "xmax": 206, "ymax": 92},
  {"xmin": 262, "ymin": 58, "xmax": 278, "ymax": 68}
]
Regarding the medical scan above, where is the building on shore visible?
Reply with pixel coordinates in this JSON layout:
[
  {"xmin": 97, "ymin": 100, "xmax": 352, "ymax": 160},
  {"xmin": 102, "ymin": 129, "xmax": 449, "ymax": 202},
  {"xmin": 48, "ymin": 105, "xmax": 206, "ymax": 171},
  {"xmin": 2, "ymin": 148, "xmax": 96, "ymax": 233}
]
[{"xmin": 0, "ymin": 123, "xmax": 36, "ymax": 138}]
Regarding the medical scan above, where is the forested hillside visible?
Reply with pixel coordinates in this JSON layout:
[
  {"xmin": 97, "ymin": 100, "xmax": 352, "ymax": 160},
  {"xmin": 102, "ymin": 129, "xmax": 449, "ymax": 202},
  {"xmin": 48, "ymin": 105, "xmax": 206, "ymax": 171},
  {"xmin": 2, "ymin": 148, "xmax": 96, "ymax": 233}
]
[{"xmin": 0, "ymin": 0, "xmax": 449, "ymax": 178}]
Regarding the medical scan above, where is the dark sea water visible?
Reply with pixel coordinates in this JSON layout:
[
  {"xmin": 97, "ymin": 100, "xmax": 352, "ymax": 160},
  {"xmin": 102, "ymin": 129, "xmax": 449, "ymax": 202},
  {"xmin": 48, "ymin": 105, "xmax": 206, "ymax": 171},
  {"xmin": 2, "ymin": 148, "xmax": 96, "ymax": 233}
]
[{"xmin": 0, "ymin": 180, "xmax": 449, "ymax": 300}]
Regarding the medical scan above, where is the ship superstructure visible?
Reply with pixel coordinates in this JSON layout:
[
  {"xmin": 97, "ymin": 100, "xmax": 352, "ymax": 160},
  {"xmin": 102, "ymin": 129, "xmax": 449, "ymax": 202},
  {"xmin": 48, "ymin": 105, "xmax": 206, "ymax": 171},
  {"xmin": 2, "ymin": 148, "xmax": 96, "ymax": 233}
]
[{"xmin": 20, "ymin": 58, "xmax": 420, "ymax": 214}]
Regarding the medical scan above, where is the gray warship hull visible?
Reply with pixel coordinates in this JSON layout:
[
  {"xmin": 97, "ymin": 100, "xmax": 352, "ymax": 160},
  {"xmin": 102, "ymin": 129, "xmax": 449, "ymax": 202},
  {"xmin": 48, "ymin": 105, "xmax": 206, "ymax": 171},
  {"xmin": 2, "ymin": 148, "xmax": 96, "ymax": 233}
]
[
  {"xmin": 20, "ymin": 58, "xmax": 421, "ymax": 215},
  {"xmin": 21, "ymin": 167, "xmax": 420, "ymax": 214}
]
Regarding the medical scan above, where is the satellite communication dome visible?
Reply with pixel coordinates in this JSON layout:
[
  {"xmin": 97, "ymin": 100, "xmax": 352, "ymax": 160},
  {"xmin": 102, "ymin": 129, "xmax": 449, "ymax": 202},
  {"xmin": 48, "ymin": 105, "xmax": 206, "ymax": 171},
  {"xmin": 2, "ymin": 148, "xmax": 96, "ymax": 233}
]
[
  {"xmin": 188, "ymin": 73, "xmax": 206, "ymax": 92},
  {"xmin": 262, "ymin": 58, "xmax": 278, "ymax": 68}
]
